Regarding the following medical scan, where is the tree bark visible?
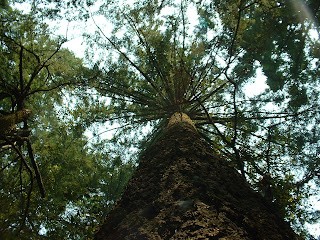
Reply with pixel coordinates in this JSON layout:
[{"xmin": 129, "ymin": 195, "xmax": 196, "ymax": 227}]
[
  {"xmin": 95, "ymin": 113, "xmax": 300, "ymax": 240},
  {"xmin": 0, "ymin": 109, "xmax": 31, "ymax": 136}
]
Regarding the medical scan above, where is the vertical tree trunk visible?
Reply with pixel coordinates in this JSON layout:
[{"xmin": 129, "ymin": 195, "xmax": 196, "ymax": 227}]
[{"xmin": 95, "ymin": 113, "xmax": 299, "ymax": 240}]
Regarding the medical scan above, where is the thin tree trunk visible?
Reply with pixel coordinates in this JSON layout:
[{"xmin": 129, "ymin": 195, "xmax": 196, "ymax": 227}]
[{"xmin": 95, "ymin": 113, "xmax": 300, "ymax": 240}]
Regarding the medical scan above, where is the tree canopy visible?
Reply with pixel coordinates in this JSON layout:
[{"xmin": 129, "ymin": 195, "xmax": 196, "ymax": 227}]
[{"xmin": 1, "ymin": 0, "xmax": 320, "ymax": 239}]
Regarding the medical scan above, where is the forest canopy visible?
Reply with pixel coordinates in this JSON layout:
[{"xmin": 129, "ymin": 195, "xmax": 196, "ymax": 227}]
[{"xmin": 0, "ymin": 0, "xmax": 320, "ymax": 239}]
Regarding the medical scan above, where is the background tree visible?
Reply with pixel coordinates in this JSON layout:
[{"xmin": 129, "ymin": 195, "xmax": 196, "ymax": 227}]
[{"xmin": 0, "ymin": 7, "xmax": 134, "ymax": 239}]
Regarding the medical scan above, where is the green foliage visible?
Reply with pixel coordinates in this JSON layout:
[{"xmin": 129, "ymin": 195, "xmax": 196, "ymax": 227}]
[
  {"xmin": 0, "ymin": 0, "xmax": 9, "ymax": 10},
  {"xmin": 0, "ymin": 6, "xmax": 135, "ymax": 239},
  {"xmin": 0, "ymin": 104, "xmax": 135, "ymax": 238}
]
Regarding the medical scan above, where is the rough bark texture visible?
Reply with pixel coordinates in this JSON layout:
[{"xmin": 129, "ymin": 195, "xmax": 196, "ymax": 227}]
[{"xmin": 95, "ymin": 118, "xmax": 300, "ymax": 239}]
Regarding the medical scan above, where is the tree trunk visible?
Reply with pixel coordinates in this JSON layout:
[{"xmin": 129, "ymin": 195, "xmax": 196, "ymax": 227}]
[
  {"xmin": 0, "ymin": 109, "xmax": 31, "ymax": 136},
  {"xmin": 95, "ymin": 113, "xmax": 300, "ymax": 240}
]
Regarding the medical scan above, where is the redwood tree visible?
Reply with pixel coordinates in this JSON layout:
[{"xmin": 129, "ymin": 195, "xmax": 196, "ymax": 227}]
[
  {"xmin": 95, "ymin": 113, "xmax": 300, "ymax": 239},
  {"xmin": 76, "ymin": 0, "xmax": 319, "ymax": 237}
]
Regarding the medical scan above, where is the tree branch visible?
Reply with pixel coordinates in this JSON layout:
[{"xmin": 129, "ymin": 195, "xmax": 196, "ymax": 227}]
[
  {"xmin": 227, "ymin": 0, "xmax": 244, "ymax": 64},
  {"xmin": 26, "ymin": 139, "xmax": 45, "ymax": 198},
  {"xmin": 6, "ymin": 138, "xmax": 34, "ymax": 232},
  {"xmin": 19, "ymin": 46, "xmax": 24, "ymax": 94},
  {"xmin": 89, "ymin": 10, "xmax": 169, "ymax": 104},
  {"xmin": 123, "ymin": 12, "xmax": 173, "ymax": 102},
  {"xmin": 25, "ymin": 43, "xmax": 63, "ymax": 94}
]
